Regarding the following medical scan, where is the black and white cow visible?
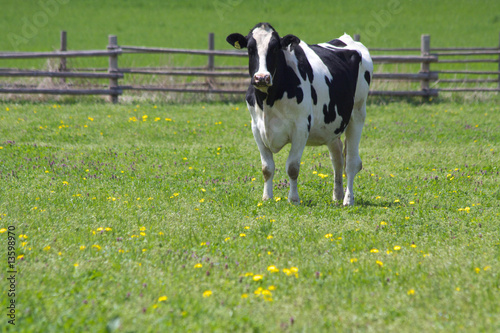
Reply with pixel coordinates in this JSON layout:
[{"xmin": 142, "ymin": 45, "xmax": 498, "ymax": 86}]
[{"xmin": 227, "ymin": 23, "xmax": 373, "ymax": 205}]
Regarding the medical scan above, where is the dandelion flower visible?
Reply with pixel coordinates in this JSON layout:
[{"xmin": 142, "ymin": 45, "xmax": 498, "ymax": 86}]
[
  {"xmin": 43, "ymin": 246, "xmax": 51, "ymax": 251},
  {"xmin": 74, "ymin": 263, "xmax": 79, "ymax": 267},
  {"xmin": 240, "ymin": 233, "xmax": 246, "ymax": 237},
  {"xmin": 0, "ymin": 228, "xmax": 6, "ymax": 233},
  {"xmin": 194, "ymin": 263, "xmax": 202, "ymax": 268},
  {"xmin": 394, "ymin": 246, "xmax": 401, "ymax": 251},
  {"xmin": 370, "ymin": 248, "xmax": 379, "ymax": 253},
  {"xmin": 158, "ymin": 296, "xmax": 168, "ymax": 302},
  {"xmin": 350, "ymin": 258, "xmax": 358, "ymax": 263},
  {"xmin": 407, "ymin": 289, "xmax": 415, "ymax": 295},
  {"xmin": 474, "ymin": 267, "xmax": 480, "ymax": 274},
  {"xmin": 253, "ymin": 274, "xmax": 263, "ymax": 281},
  {"xmin": 268, "ymin": 265, "xmax": 279, "ymax": 273},
  {"xmin": 80, "ymin": 245, "xmax": 86, "ymax": 250},
  {"xmin": 202, "ymin": 290, "xmax": 212, "ymax": 298},
  {"xmin": 324, "ymin": 233, "xmax": 333, "ymax": 238},
  {"xmin": 241, "ymin": 294, "xmax": 249, "ymax": 298},
  {"xmin": 376, "ymin": 260, "xmax": 384, "ymax": 267}
]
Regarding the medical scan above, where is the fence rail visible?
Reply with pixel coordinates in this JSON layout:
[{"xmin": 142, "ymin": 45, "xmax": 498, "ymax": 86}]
[{"xmin": 0, "ymin": 31, "xmax": 499, "ymax": 102}]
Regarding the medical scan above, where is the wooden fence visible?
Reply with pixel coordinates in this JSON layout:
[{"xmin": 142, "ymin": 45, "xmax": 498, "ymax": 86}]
[{"xmin": 0, "ymin": 31, "xmax": 499, "ymax": 102}]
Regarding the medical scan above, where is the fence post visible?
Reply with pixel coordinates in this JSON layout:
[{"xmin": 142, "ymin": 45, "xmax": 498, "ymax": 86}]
[
  {"xmin": 420, "ymin": 34, "xmax": 431, "ymax": 98},
  {"xmin": 207, "ymin": 32, "xmax": 215, "ymax": 91},
  {"xmin": 208, "ymin": 33, "xmax": 215, "ymax": 70},
  {"xmin": 353, "ymin": 34, "xmax": 360, "ymax": 42},
  {"xmin": 107, "ymin": 35, "xmax": 119, "ymax": 103},
  {"xmin": 59, "ymin": 31, "xmax": 67, "ymax": 84}
]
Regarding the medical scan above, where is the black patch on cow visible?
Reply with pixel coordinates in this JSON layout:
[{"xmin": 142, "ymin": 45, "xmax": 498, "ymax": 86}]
[
  {"xmin": 309, "ymin": 45, "xmax": 361, "ymax": 133},
  {"xmin": 307, "ymin": 115, "xmax": 311, "ymax": 132},
  {"xmin": 293, "ymin": 45, "xmax": 314, "ymax": 83},
  {"xmin": 328, "ymin": 39, "xmax": 347, "ymax": 47},
  {"xmin": 310, "ymin": 85, "xmax": 317, "ymax": 105},
  {"xmin": 364, "ymin": 70, "xmax": 371, "ymax": 85}
]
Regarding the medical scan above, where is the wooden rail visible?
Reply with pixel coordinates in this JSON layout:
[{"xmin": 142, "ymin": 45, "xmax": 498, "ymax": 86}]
[{"xmin": 0, "ymin": 31, "xmax": 499, "ymax": 101}]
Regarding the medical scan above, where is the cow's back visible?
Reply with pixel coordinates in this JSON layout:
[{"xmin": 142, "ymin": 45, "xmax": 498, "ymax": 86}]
[{"xmin": 288, "ymin": 35, "xmax": 372, "ymax": 145}]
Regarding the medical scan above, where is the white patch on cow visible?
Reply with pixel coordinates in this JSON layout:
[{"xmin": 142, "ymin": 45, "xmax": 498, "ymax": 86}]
[{"xmin": 252, "ymin": 25, "xmax": 274, "ymax": 84}]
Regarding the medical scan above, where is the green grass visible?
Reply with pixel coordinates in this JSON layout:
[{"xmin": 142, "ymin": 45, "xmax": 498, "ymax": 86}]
[
  {"xmin": 1, "ymin": 100, "xmax": 499, "ymax": 332},
  {"xmin": 1, "ymin": 0, "xmax": 499, "ymax": 68}
]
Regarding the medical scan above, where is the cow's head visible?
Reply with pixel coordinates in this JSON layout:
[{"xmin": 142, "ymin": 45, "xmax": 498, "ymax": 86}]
[{"xmin": 227, "ymin": 23, "xmax": 300, "ymax": 91}]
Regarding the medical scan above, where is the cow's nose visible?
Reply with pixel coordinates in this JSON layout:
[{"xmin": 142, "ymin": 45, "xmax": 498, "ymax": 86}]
[{"xmin": 253, "ymin": 73, "xmax": 271, "ymax": 86}]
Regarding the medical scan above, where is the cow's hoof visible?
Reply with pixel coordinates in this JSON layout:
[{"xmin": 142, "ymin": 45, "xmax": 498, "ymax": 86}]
[{"xmin": 343, "ymin": 197, "xmax": 354, "ymax": 206}]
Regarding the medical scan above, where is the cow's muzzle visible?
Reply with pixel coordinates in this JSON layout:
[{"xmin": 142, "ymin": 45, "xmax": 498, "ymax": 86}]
[{"xmin": 253, "ymin": 73, "xmax": 272, "ymax": 88}]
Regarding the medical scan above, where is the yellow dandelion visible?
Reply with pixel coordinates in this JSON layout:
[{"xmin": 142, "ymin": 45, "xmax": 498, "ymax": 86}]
[
  {"xmin": 407, "ymin": 289, "xmax": 415, "ymax": 295},
  {"xmin": 253, "ymin": 274, "xmax": 263, "ymax": 281},
  {"xmin": 267, "ymin": 235, "xmax": 273, "ymax": 240},
  {"xmin": 241, "ymin": 294, "xmax": 249, "ymax": 298},
  {"xmin": 350, "ymin": 258, "xmax": 358, "ymax": 263},
  {"xmin": 140, "ymin": 232, "xmax": 146, "ymax": 236},
  {"xmin": 240, "ymin": 233, "xmax": 246, "ymax": 237},
  {"xmin": 92, "ymin": 245, "xmax": 101, "ymax": 251},
  {"xmin": 324, "ymin": 233, "xmax": 333, "ymax": 238},
  {"xmin": 158, "ymin": 296, "xmax": 168, "ymax": 302},
  {"xmin": 370, "ymin": 248, "xmax": 379, "ymax": 253},
  {"xmin": 275, "ymin": 197, "xmax": 281, "ymax": 202},
  {"xmin": 194, "ymin": 263, "xmax": 202, "ymax": 268},
  {"xmin": 380, "ymin": 221, "xmax": 387, "ymax": 226},
  {"xmin": 43, "ymin": 246, "xmax": 51, "ymax": 251},
  {"xmin": 202, "ymin": 290, "xmax": 212, "ymax": 298},
  {"xmin": 474, "ymin": 267, "xmax": 481, "ymax": 274},
  {"xmin": 376, "ymin": 260, "xmax": 384, "ymax": 267},
  {"xmin": 139, "ymin": 226, "xmax": 146, "ymax": 231},
  {"xmin": 394, "ymin": 245, "xmax": 401, "ymax": 251},
  {"xmin": 74, "ymin": 263, "xmax": 79, "ymax": 267},
  {"xmin": 268, "ymin": 285, "xmax": 276, "ymax": 291},
  {"xmin": 0, "ymin": 228, "xmax": 6, "ymax": 233},
  {"xmin": 411, "ymin": 244, "xmax": 417, "ymax": 248},
  {"xmin": 267, "ymin": 265, "xmax": 280, "ymax": 273},
  {"xmin": 105, "ymin": 227, "xmax": 112, "ymax": 231},
  {"xmin": 484, "ymin": 266, "xmax": 491, "ymax": 271}
]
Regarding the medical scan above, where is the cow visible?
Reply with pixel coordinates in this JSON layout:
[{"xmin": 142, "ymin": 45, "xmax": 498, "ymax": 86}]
[{"xmin": 227, "ymin": 23, "xmax": 373, "ymax": 206}]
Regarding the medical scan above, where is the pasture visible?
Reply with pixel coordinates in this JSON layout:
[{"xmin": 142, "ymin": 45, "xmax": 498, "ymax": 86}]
[{"xmin": 1, "ymin": 100, "xmax": 499, "ymax": 332}]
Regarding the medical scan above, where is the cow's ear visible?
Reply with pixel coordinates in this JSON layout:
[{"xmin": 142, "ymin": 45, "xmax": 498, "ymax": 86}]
[
  {"xmin": 226, "ymin": 33, "xmax": 247, "ymax": 49},
  {"xmin": 281, "ymin": 34, "xmax": 301, "ymax": 51}
]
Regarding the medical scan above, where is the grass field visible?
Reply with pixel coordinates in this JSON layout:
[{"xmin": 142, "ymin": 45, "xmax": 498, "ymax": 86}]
[
  {"xmin": 1, "ymin": 0, "xmax": 499, "ymax": 69},
  {"xmin": 1, "ymin": 99, "xmax": 499, "ymax": 332}
]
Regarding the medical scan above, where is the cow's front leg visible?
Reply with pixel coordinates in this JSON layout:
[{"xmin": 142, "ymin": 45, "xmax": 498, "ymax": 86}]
[
  {"xmin": 260, "ymin": 148, "xmax": 275, "ymax": 201},
  {"xmin": 252, "ymin": 127, "xmax": 275, "ymax": 201},
  {"xmin": 286, "ymin": 136, "xmax": 307, "ymax": 204}
]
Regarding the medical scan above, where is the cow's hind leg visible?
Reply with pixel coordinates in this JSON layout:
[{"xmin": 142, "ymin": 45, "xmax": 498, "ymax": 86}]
[
  {"xmin": 343, "ymin": 102, "xmax": 366, "ymax": 206},
  {"xmin": 327, "ymin": 138, "xmax": 344, "ymax": 202}
]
